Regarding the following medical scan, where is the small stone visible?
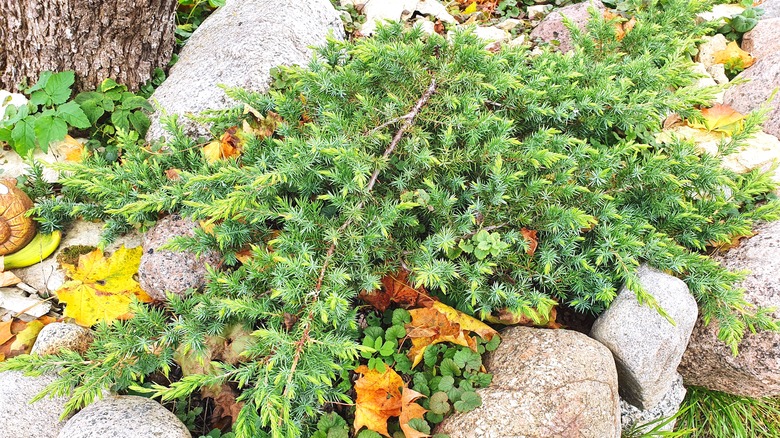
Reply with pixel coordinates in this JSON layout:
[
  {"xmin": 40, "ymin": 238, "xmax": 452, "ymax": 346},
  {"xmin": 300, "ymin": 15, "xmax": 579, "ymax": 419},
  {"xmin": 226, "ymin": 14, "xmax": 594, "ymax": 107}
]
[
  {"xmin": 0, "ymin": 371, "xmax": 71, "ymax": 436},
  {"xmin": 720, "ymin": 130, "xmax": 780, "ymax": 182},
  {"xmin": 621, "ymin": 374, "xmax": 686, "ymax": 434},
  {"xmin": 507, "ymin": 34, "xmax": 527, "ymax": 48},
  {"xmin": 416, "ymin": 19, "xmax": 436, "ymax": 36},
  {"xmin": 742, "ymin": 18, "xmax": 780, "ymax": 61},
  {"xmin": 591, "ymin": 265, "xmax": 698, "ymax": 410},
  {"xmin": 436, "ymin": 326, "xmax": 620, "ymax": 438},
  {"xmin": 57, "ymin": 395, "xmax": 190, "ymax": 438},
  {"xmin": 0, "ymin": 90, "xmax": 27, "ymax": 115},
  {"xmin": 679, "ymin": 220, "xmax": 780, "ymax": 398},
  {"xmin": 529, "ymin": 1, "xmax": 606, "ymax": 53},
  {"xmin": 473, "ymin": 26, "xmax": 510, "ymax": 43},
  {"xmin": 527, "ymin": 4, "xmax": 552, "ymax": 21},
  {"xmin": 696, "ymin": 4, "xmax": 745, "ymax": 24},
  {"xmin": 138, "ymin": 215, "xmax": 221, "ymax": 301},
  {"xmin": 691, "ymin": 62, "xmax": 718, "ymax": 89},
  {"xmin": 413, "ymin": 0, "xmax": 456, "ymax": 24},
  {"xmin": 706, "ymin": 63, "xmax": 730, "ymax": 86},
  {"xmin": 31, "ymin": 322, "xmax": 93, "ymax": 356},
  {"xmin": 724, "ymin": 51, "xmax": 780, "ymax": 138},
  {"xmin": 496, "ymin": 18, "xmax": 522, "ymax": 32},
  {"xmin": 361, "ymin": 0, "xmax": 415, "ymax": 35},
  {"xmin": 697, "ymin": 34, "xmax": 728, "ymax": 68}
]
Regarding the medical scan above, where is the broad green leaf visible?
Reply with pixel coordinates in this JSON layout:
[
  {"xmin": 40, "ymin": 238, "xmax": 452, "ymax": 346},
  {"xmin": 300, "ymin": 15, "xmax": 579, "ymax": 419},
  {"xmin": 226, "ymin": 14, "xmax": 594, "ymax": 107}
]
[
  {"xmin": 26, "ymin": 71, "xmax": 52, "ymax": 93},
  {"xmin": 429, "ymin": 391, "xmax": 450, "ymax": 415},
  {"xmin": 57, "ymin": 101, "xmax": 91, "ymax": 129},
  {"xmin": 11, "ymin": 118, "xmax": 37, "ymax": 154},
  {"xmin": 77, "ymin": 100, "xmax": 105, "ymax": 125},
  {"xmin": 111, "ymin": 109, "xmax": 130, "ymax": 132},
  {"xmin": 34, "ymin": 115, "xmax": 68, "ymax": 150},
  {"xmin": 28, "ymin": 90, "xmax": 49, "ymax": 107},
  {"xmin": 45, "ymin": 71, "xmax": 75, "ymax": 105},
  {"xmin": 128, "ymin": 110, "xmax": 150, "ymax": 135},
  {"xmin": 453, "ymin": 391, "xmax": 481, "ymax": 412},
  {"xmin": 120, "ymin": 95, "xmax": 152, "ymax": 111}
]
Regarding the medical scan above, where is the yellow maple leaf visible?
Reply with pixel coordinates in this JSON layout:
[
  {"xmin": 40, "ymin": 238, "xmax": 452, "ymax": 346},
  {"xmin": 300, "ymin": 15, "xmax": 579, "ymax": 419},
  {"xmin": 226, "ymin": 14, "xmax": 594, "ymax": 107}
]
[
  {"xmin": 58, "ymin": 135, "xmax": 87, "ymax": 162},
  {"xmin": 353, "ymin": 365, "xmax": 404, "ymax": 437},
  {"xmin": 56, "ymin": 246, "xmax": 152, "ymax": 327},
  {"xmin": 713, "ymin": 41, "xmax": 755, "ymax": 70},
  {"xmin": 203, "ymin": 126, "xmax": 243, "ymax": 164},
  {"xmin": 406, "ymin": 301, "xmax": 498, "ymax": 368}
]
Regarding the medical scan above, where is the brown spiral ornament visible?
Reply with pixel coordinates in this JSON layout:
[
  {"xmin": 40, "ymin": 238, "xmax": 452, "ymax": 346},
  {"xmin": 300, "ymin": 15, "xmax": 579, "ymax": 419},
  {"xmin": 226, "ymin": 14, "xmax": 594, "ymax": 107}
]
[{"xmin": 0, "ymin": 179, "xmax": 36, "ymax": 256}]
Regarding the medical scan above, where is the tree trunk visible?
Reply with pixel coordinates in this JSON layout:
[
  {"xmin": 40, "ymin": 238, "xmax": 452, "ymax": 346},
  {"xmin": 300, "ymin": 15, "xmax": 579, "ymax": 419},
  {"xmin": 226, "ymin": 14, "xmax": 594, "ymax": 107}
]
[{"xmin": 0, "ymin": 0, "xmax": 178, "ymax": 93}]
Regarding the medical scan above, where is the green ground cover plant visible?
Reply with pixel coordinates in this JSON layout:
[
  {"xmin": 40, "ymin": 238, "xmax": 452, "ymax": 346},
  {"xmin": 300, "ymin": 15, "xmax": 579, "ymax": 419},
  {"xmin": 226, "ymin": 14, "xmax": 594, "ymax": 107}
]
[
  {"xmin": 675, "ymin": 387, "xmax": 780, "ymax": 437},
  {"xmin": 3, "ymin": 0, "xmax": 780, "ymax": 436}
]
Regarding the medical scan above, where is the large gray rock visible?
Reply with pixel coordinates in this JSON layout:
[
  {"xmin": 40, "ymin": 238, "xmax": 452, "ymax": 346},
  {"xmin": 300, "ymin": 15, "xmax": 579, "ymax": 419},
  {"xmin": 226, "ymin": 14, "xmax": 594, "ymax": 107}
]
[
  {"xmin": 529, "ymin": 0, "xmax": 605, "ymax": 53},
  {"xmin": 620, "ymin": 374, "xmax": 686, "ymax": 435},
  {"xmin": 742, "ymin": 18, "xmax": 780, "ymax": 61},
  {"xmin": 57, "ymin": 395, "xmax": 190, "ymax": 438},
  {"xmin": 12, "ymin": 219, "xmax": 141, "ymax": 294},
  {"xmin": 138, "ymin": 215, "xmax": 221, "ymax": 301},
  {"xmin": 723, "ymin": 51, "xmax": 780, "ymax": 138},
  {"xmin": 0, "ymin": 371, "xmax": 71, "ymax": 437},
  {"xmin": 591, "ymin": 265, "xmax": 698, "ymax": 410},
  {"xmin": 679, "ymin": 220, "xmax": 780, "ymax": 397},
  {"xmin": 762, "ymin": 0, "xmax": 780, "ymax": 19},
  {"xmin": 436, "ymin": 326, "xmax": 620, "ymax": 438},
  {"xmin": 31, "ymin": 323, "xmax": 94, "ymax": 356},
  {"xmin": 146, "ymin": 0, "xmax": 344, "ymax": 141}
]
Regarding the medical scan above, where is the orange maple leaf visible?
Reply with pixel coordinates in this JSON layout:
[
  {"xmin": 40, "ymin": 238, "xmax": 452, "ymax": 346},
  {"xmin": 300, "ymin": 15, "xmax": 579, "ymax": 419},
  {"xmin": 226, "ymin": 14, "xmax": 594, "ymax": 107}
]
[
  {"xmin": 203, "ymin": 126, "xmax": 243, "ymax": 163},
  {"xmin": 353, "ymin": 365, "xmax": 403, "ymax": 437},
  {"xmin": 399, "ymin": 387, "xmax": 429, "ymax": 438},
  {"xmin": 687, "ymin": 103, "xmax": 746, "ymax": 135},
  {"xmin": 520, "ymin": 228, "xmax": 538, "ymax": 256},
  {"xmin": 406, "ymin": 301, "xmax": 497, "ymax": 368}
]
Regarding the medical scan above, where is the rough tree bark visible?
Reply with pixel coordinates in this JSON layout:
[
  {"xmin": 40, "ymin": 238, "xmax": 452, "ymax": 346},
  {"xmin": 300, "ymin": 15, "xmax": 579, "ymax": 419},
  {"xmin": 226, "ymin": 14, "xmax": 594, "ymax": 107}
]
[{"xmin": 0, "ymin": 0, "xmax": 178, "ymax": 93}]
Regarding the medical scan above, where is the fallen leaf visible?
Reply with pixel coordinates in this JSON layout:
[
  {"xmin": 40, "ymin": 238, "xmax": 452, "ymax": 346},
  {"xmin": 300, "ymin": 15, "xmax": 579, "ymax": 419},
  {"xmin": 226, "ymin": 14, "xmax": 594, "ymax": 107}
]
[
  {"xmin": 688, "ymin": 103, "xmax": 746, "ymax": 135},
  {"xmin": 55, "ymin": 246, "xmax": 152, "ymax": 327},
  {"xmin": 399, "ymin": 387, "xmax": 429, "ymax": 438},
  {"xmin": 58, "ymin": 135, "xmax": 86, "ymax": 162},
  {"xmin": 520, "ymin": 228, "xmax": 538, "ymax": 256},
  {"xmin": 203, "ymin": 126, "xmax": 242, "ymax": 163},
  {"xmin": 604, "ymin": 11, "xmax": 637, "ymax": 41},
  {"xmin": 202, "ymin": 383, "xmax": 244, "ymax": 430},
  {"xmin": 0, "ymin": 271, "xmax": 21, "ymax": 287},
  {"xmin": 359, "ymin": 269, "xmax": 436, "ymax": 312},
  {"xmin": 9, "ymin": 319, "xmax": 45, "ymax": 353},
  {"xmin": 663, "ymin": 113, "xmax": 684, "ymax": 129},
  {"xmin": 463, "ymin": 2, "xmax": 478, "ymax": 14},
  {"xmin": 353, "ymin": 365, "xmax": 403, "ymax": 437},
  {"xmin": 0, "ymin": 320, "xmax": 13, "ymax": 345},
  {"xmin": 713, "ymin": 41, "xmax": 755, "ymax": 70},
  {"xmin": 405, "ymin": 301, "xmax": 498, "ymax": 368},
  {"xmin": 164, "ymin": 168, "xmax": 181, "ymax": 181}
]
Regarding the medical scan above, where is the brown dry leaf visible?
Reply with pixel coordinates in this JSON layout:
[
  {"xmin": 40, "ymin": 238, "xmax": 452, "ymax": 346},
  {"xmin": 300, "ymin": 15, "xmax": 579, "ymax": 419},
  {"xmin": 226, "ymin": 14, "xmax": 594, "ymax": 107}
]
[
  {"xmin": 405, "ymin": 301, "xmax": 498, "ymax": 368},
  {"xmin": 0, "ymin": 271, "xmax": 21, "ymax": 287},
  {"xmin": 710, "ymin": 230, "xmax": 756, "ymax": 252},
  {"xmin": 359, "ymin": 269, "xmax": 436, "ymax": 312},
  {"xmin": 520, "ymin": 228, "xmax": 538, "ymax": 256},
  {"xmin": 399, "ymin": 386, "xmax": 429, "ymax": 438},
  {"xmin": 55, "ymin": 246, "xmax": 152, "ymax": 327},
  {"xmin": 687, "ymin": 103, "xmax": 746, "ymax": 135},
  {"xmin": 663, "ymin": 113, "xmax": 684, "ymax": 129},
  {"xmin": 202, "ymin": 383, "xmax": 244, "ymax": 430},
  {"xmin": 714, "ymin": 41, "xmax": 755, "ymax": 70},
  {"xmin": 353, "ymin": 365, "xmax": 403, "ymax": 437},
  {"xmin": 203, "ymin": 126, "xmax": 243, "ymax": 164},
  {"xmin": 164, "ymin": 168, "xmax": 181, "ymax": 181}
]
